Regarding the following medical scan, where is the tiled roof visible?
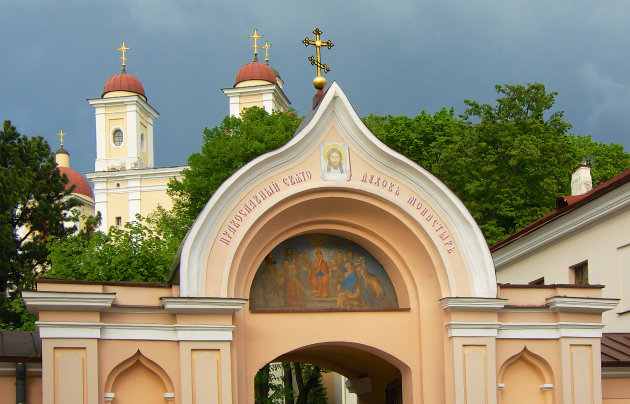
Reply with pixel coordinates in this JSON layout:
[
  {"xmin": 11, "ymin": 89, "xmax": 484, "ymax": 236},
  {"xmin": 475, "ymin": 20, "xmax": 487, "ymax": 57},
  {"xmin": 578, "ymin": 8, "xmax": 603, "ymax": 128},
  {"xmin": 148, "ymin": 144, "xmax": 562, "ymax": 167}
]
[
  {"xmin": 0, "ymin": 331, "xmax": 41, "ymax": 362},
  {"xmin": 602, "ymin": 333, "xmax": 630, "ymax": 366},
  {"xmin": 491, "ymin": 168, "xmax": 630, "ymax": 252}
]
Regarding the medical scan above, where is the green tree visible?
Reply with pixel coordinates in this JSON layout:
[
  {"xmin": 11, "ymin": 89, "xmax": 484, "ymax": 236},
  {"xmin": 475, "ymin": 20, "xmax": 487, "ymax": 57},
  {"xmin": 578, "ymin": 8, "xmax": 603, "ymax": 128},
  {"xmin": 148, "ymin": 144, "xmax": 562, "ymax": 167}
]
[
  {"xmin": 168, "ymin": 107, "xmax": 302, "ymax": 225},
  {"xmin": 0, "ymin": 120, "xmax": 80, "ymax": 329},
  {"xmin": 254, "ymin": 363, "xmax": 328, "ymax": 404},
  {"xmin": 366, "ymin": 84, "xmax": 629, "ymax": 244},
  {"xmin": 431, "ymin": 83, "xmax": 577, "ymax": 243},
  {"xmin": 569, "ymin": 134, "xmax": 630, "ymax": 185},
  {"xmin": 363, "ymin": 107, "xmax": 458, "ymax": 171},
  {"xmin": 46, "ymin": 213, "xmax": 176, "ymax": 283}
]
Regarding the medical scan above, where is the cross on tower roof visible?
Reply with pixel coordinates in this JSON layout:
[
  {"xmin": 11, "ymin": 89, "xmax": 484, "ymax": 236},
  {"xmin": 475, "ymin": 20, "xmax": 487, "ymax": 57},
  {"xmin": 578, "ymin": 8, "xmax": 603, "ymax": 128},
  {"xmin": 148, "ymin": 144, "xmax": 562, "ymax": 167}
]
[
  {"xmin": 57, "ymin": 129, "xmax": 66, "ymax": 148},
  {"xmin": 302, "ymin": 28, "xmax": 334, "ymax": 90},
  {"xmin": 116, "ymin": 41, "xmax": 131, "ymax": 72},
  {"xmin": 262, "ymin": 40, "xmax": 271, "ymax": 64},
  {"xmin": 248, "ymin": 28, "xmax": 263, "ymax": 61}
]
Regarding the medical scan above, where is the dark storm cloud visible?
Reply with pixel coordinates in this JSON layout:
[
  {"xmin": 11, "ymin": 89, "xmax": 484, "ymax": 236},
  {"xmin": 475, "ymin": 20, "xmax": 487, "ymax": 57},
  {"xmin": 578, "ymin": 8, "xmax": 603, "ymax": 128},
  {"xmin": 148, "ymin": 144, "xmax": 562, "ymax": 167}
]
[{"xmin": 1, "ymin": 0, "xmax": 628, "ymax": 177}]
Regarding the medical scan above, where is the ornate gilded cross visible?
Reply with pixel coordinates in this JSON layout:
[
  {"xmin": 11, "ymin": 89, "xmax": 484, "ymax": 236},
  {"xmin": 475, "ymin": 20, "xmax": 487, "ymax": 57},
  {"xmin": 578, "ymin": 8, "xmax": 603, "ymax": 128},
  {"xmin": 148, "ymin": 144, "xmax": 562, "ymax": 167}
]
[
  {"xmin": 302, "ymin": 28, "xmax": 334, "ymax": 89},
  {"xmin": 248, "ymin": 28, "xmax": 263, "ymax": 60},
  {"xmin": 262, "ymin": 41, "xmax": 271, "ymax": 64},
  {"xmin": 57, "ymin": 129, "xmax": 66, "ymax": 148},
  {"xmin": 116, "ymin": 41, "xmax": 131, "ymax": 72}
]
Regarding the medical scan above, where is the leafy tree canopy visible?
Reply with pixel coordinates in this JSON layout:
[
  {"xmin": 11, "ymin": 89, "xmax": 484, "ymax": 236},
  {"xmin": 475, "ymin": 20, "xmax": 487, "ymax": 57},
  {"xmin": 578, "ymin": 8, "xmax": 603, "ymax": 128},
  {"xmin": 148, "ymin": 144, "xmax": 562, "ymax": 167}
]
[
  {"xmin": 365, "ymin": 83, "xmax": 629, "ymax": 245},
  {"xmin": 0, "ymin": 120, "xmax": 80, "ymax": 328},
  {"xmin": 46, "ymin": 211, "xmax": 176, "ymax": 283}
]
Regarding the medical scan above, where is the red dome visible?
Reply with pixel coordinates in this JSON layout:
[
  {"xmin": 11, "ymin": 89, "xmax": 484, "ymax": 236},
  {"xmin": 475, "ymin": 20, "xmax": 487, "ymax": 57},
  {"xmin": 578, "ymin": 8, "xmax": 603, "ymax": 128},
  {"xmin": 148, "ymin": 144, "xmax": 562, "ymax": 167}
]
[
  {"xmin": 235, "ymin": 62, "xmax": 277, "ymax": 86},
  {"xmin": 58, "ymin": 167, "xmax": 93, "ymax": 199},
  {"xmin": 102, "ymin": 72, "xmax": 146, "ymax": 98}
]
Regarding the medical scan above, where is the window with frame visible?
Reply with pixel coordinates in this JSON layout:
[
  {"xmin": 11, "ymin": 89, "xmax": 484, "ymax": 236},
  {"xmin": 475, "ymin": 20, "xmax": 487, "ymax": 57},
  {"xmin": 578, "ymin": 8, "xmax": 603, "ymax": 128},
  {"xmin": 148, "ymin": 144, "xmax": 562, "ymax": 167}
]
[
  {"xmin": 571, "ymin": 261, "xmax": 588, "ymax": 285},
  {"xmin": 113, "ymin": 129, "xmax": 124, "ymax": 146},
  {"xmin": 115, "ymin": 216, "xmax": 122, "ymax": 227}
]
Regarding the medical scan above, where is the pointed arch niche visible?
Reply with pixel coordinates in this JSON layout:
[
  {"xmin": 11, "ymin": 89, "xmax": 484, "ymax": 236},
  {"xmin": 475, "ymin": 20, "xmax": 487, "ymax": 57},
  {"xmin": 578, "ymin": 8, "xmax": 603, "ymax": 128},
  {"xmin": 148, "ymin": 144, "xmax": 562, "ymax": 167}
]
[
  {"xmin": 104, "ymin": 350, "xmax": 174, "ymax": 404},
  {"xmin": 498, "ymin": 348, "xmax": 553, "ymax": 404}
]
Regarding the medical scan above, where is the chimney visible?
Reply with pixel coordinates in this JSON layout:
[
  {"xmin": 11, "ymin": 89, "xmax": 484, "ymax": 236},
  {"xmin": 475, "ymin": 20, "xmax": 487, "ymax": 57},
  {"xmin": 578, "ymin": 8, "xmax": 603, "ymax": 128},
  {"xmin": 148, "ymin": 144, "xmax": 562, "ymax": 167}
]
[{"xmin": 571, "ymin": 165, "xmax": 592, "ymax": 196}]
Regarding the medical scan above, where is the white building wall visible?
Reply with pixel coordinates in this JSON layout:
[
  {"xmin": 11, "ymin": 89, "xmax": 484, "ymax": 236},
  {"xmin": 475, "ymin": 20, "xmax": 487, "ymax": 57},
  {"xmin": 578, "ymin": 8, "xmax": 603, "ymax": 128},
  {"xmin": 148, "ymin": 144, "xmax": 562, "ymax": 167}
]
[{"xmin": 495, "ymin": 208, "xmax": 630, "ymax": 332}]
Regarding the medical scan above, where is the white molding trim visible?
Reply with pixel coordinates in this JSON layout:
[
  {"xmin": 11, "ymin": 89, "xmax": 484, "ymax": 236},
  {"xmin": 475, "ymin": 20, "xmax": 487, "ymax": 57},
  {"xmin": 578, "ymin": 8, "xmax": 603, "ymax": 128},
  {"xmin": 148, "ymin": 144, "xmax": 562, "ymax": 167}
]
[
  {"xmin": 104, "ymin": 392, "xmax": 115, "ymax": 402},
  {"xmin": 497, "ymin": 322, "xmax": 604, "ymax": 339},
  {"xmin": 445, "ymin": 322, "xmax": 501, "ymax": 337},
  {"xmin": 86, "ymin": 165, "xmax": 186, "ymax": 182},
  {"xmin": 164, "ymin": 392, "xmax": 175, "ymax": 401},
  {"xmin": 88, "ymin": 95, "xmax": 159, "ymax": 120},
  {"xmin": 540, "ymin": 384, "xmax": 553, "ymax": 390},
  {"xmin": 161, "ymin": 297, "xmax": 247, "ymax": 314},
  {"xmin": 440, "ymin": 297, "xmax": 508, "ymax": 311},
  {"xmin": 180, "ymin": 82, "xmax": 497, "ymax": 298},
  {"xmin": 493, "ymin": 184, "xmax": 630, "ymax": 269},
  {"xmin": 546, "ymin": 297, "xmax": 619, "ymax": 313},
  {"xmin": 446, "ymin": 321, "xmax": 604, "ymax": 338},
  {"xmin": 22, "ymin": 291, "xmax": 115, "ymax": 314},
  {"xmin": 35, "ymin": 321, "xmax": 236, "ymax": 341}
]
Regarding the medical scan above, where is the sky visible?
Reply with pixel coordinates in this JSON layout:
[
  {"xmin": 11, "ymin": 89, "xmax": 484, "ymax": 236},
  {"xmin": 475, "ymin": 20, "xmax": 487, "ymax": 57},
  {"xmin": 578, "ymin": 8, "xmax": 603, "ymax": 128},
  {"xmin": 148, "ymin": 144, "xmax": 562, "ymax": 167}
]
[{"xmin": 1, "ymin": 0, "xmax": 629, "ymax": 177}]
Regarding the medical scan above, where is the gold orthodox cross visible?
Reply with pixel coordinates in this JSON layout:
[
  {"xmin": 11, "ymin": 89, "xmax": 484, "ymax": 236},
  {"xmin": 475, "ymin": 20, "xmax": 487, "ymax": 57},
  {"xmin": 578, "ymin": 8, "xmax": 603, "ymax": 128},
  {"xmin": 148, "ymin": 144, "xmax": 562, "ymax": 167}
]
[
  {"xmin": 57, "ymin": 129, "xmax": 66, "ymax": 148},
  {"xmin": 116, "ymin": 41, "xmax": 131, "ymax": 71},
  {"xmin": 248, "ymin": 28, "xmax": 263, "ymax": 59},
  {"xmin": 302, "ymin": 28, "xmax": 333, "ymax": 89},
  {"xmin": 262, "ymin": 41, "xmax": 271, "ymax": 63}
]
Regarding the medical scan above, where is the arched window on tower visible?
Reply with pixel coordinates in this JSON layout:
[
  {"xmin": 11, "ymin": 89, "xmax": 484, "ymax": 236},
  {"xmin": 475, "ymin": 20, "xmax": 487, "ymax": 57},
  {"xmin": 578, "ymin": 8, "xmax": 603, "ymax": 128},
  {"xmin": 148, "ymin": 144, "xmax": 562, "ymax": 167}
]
[{"xmin": 112, "ymin": 129, "xmax": 124, "ymax": 146}]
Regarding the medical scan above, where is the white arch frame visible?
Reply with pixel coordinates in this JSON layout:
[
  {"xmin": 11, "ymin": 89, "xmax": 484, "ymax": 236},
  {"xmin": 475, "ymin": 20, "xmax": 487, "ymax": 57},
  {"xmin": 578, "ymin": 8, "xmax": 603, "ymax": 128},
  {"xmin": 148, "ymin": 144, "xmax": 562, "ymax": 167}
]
[{"xmin": 178, "ymin": 82, "xmax": 496, "ymax": 298}]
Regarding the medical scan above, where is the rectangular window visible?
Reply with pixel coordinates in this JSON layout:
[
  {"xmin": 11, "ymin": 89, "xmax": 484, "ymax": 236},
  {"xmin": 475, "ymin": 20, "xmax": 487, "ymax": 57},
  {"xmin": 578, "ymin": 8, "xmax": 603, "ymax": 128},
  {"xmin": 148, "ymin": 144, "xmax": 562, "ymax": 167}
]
[
  {"xmin": 571, "ymin": 261, "xmax": 588, "ymax": 285},
  {"xmin": 115, "ymin": 216, "xmax": 122, "ymax": 227}
]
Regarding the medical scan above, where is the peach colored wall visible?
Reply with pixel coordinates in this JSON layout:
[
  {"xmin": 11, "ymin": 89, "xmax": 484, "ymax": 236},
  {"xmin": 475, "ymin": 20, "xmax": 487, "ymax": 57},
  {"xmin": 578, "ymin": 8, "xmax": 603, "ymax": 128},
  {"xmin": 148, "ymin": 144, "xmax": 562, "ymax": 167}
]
[
  {"xmin": 603, "ymin": 377, "xmax": 630, "ymax": 403},
  {"xmin": 0, "ymin": 373, "xmax": 42, "ymax": 404}
]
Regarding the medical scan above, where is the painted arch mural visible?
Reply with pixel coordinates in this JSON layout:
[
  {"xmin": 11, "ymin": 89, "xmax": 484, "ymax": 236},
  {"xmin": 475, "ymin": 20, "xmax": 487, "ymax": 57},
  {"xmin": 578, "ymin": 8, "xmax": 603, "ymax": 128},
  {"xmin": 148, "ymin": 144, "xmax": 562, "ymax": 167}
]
[{"xmin": 249, "ymin": 234, "xmax": 399, "ymax": 311}]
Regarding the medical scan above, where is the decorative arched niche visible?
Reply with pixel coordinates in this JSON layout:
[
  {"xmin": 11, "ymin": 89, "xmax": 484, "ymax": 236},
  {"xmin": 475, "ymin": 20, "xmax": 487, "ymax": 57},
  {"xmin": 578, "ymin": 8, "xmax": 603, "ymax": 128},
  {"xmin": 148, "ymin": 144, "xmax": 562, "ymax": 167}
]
[
  {"xmin": 105, "ymin": 350, "xmax": 174, "ymax": 404},
  {"xmin": 249, "ymin": 233, "xmax": 399, "ymax": 311},
  {"xmin": 498, "ymin": 347, "xmax": 553, "ymax": 404}
]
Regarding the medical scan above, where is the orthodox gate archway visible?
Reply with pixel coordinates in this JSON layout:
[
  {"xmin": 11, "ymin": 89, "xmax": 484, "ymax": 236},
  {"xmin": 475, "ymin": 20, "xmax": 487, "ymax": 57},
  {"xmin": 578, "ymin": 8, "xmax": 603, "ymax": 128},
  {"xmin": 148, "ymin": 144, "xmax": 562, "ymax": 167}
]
[{"xmin": 176, "ymin": 83, "xmax": 497, "ymax": 403}]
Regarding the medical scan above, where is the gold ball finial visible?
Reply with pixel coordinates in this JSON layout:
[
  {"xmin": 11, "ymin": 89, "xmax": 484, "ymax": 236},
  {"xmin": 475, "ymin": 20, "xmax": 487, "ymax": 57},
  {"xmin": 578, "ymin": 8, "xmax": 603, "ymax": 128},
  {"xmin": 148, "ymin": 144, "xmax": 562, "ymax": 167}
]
[{"xmin": 313, "ymin": 75, "xmax": 326, "ymax": 90}]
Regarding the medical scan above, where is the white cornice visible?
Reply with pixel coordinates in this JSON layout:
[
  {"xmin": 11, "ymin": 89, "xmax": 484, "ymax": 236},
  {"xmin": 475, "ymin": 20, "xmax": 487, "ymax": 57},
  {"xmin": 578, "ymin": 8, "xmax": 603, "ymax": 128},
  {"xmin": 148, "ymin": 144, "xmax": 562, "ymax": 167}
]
[
  {"xmin": 497, "ymin": 322, "xmax": 604, "ymax": 339},
  {"xmin": 36, "ymin": 321, "xmax": 235, "ymax": 341},
  {"xmin": 161, "ymin": 297, "xmax": 248, "ymax": 314},
  {"xmin": 22, "ymin": 291, "xmax": 115, "ymax": 314},
  {"xmin": 493, "ymin": 184, "xmax": 630, "ymax": 269},
  {"xmin": 546, "ymin": 297, "xmax": 619, "ymax": 313},
  {"xmin": 445, "ymin": 322, "xmax": 501, "ymax": 337},
  {"xmin": 440, "ymin": 297, "xmax": 508, "ymax": 311},
  {"xmin": 87, "ymin": 95, "xmax": 159, "ymax": 119},
  {"xmin": 86, "ymin": 166, "xmax": 186, "ymax": 182},
  {"xmin": 446, "ymin": 321, "xmax": 604, "ymax": 338},
  {"xmin": 222, "ymin": 83, "xmax": 291, "ymax": 110}
]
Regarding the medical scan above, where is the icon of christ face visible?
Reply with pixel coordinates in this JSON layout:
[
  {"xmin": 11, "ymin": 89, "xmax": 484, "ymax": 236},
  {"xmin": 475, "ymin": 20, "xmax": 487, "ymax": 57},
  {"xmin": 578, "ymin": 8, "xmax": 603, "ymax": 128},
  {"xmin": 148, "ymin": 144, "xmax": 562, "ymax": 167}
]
[{"xmin": 329, "ymin": 149, "xmax": 341, "ymax": 169}]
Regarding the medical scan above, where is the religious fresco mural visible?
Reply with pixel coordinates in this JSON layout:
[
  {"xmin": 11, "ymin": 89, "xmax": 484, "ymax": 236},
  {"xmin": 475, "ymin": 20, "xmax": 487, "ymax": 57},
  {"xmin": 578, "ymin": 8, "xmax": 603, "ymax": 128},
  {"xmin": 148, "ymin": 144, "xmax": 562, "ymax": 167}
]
[{"xmin": 249, "ymin": 234, "xmax": 398, "ymax": 311}]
